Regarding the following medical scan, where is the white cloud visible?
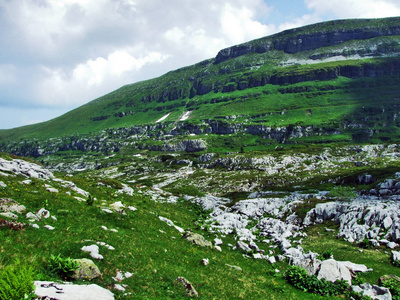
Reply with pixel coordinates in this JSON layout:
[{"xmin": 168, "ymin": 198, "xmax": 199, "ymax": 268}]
[
  {"xmin": 36, "ymin": 49, "xmax": 169, "ymax": 107},
  {"xmin": 305, "ymin": 0, "xmax": 400, "ymax": 19},
  {"xmin": 220, "ymin": 3, "xmax": 271, "ymax": 45},
  {"xmin": 0, "ymin": 65, "xmax": 16, "ymax": 86}
]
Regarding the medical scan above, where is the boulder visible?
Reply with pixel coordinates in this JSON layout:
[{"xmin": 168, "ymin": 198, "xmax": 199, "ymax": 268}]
[
  {"xmin": 379, "ymin": 274, "xmax": 400, "ymax": 285},
  {"xmin": 0, "ymin": 212, "xmax": 18, "ymax": 219},
  {"xmin": 184, "ymin": 232, "xmax": 212, "ymax": 248},
  {"xmin": 34, "ymin": 281, "xmax": 114, "ymax": 300},
  {"xmin": 26, "ymin": 212, "xmax": 40, "ymax": 222},
  {"xmin": 391, "ymin": 250, "xmax": 400, "ymax": 263},
  {"xmin": 351, "ymin": 283, "xmax": 391, "ymax": 300},
  {"xmin": 316, "ymin": 259, "xmax": 352, "ymax": 284},
  {"xmin": 71, "ymin": 259, "xmax": 101, "ymax": 280},
  {"xmin": 236, "ymin": 241, "xmax": 252, "ymax": 254},
  {"xmin": 0, "ymin": 198, "xmax": 26, "ymax": 214},
  {"xmin": 176, "ymin": 277, "xmax": 198, "ymax": 297}
]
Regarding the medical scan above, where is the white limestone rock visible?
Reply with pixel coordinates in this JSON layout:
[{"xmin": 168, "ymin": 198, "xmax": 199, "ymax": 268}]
[
  {"xmin": 34, "ymin": 281, "xmax": 114, "ymax": 300},
  {"xmin": 0, "ymin": 158, "xmax": 54, "ymax": 180},
  {"xmin": 351, "ymin": 283, "xmax": 391, "ymax": 300},
  {"xmin": 159, "ymin": 216, "xmax": 185, "ymax": 233},
  {"xmin": 81, "ymin": 245, "xmax": 104, "ymax": 260}
]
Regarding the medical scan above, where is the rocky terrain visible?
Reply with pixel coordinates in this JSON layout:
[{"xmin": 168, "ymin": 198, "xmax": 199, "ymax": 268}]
[{"xmin": 1, "ymin": 151, "xmax": 400, "ymax": 299}]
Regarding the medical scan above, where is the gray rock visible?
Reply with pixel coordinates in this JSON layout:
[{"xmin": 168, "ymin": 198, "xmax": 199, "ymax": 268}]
[
  {"xmin": 0, "ymin": 198, "xmax": 26, "ymax": 214},
  {"xmin": 184, "ymin": 232, "xmax": 212, "ymax": 248},
  {"xmin": 176, "ymin": 277, "xmax": 198, "ymax": 297},
  {"xmin": 351, "ymin": 283, "xmax": 391, "ymax": 300},
  {"xmin": 81, "ymin": 245, "xmax": 103, "ymax": 260},
  {"xmin": 198, "ymin": 153, "xmax": 216, "ymax": 163},
  {"xmin": 0, "ymin": 212, "xmax": 18, "ymax": 219},
  {"xmin": 0, "ymin": 158, "xmax": 54, "ymax": 180},
  {"xmin": 36, "ymin": 208, "xmax": 50, "ymax": 219},
  {"xmin": 236, "ymin": 241, "xmax": 253, "ymax": 253},
  {"xmin": 225, "ymin": 264, "xmax": 242, "ymax": 271},
  {"xmin": 392, "ymin": 250, "xmax": 400, "ymax": 263},
  {"xmin": 159, "ymin": 216, "xmax": 185, "ymax": 233},
  {"xmin": 279, "ymin": 239, "xmax": 291, "ymax": 250},
  {"xmin": 387, "ymin": 242, "xmax": 398, "ymax": 249},
  {"xmin": 34, "ymin": 281, "xmax": 114, "ymax": 300},
  {"xmin": 71, "ymin": 259, "xmax": 101, "ymax": 280},
  {"xmin": 316, "ymin": 259, "xmax": 352, "ymax": 284},
  {"xmin": 26, "ymin": 212, "xmax": 40, "ymax": 222},
  {"xmin": 383, "ymin": 217, "xmax": 393, "ymax": 230},
  {"xmin": 268, "ymin": 256, "xmax": 276, "ymax": 264}
]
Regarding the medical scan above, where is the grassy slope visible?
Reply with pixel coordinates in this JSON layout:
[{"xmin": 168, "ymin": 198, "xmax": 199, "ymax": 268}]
[
  {"xmin": 1, "ymin": 152, "xmax": 400, "ymax": 299},
  {"xmin": 0, "ymin": 166, "xmax": 324, "ymax": 299},
  {"xmin": 1, "ymin": 18, "xmax": 400, "ymax": 142}
]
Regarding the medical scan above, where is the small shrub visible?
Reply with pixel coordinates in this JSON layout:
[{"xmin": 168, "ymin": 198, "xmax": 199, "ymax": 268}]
[
  {"xmin": 87, "ymin": 194, "xmax": 94, "ymax": 206},
  {"xmin": 284, "ymin": 265, "xmax": 349, "ymax": 296},
  {"xmin": 0, "ymin": 260, "xmax": 35, "ymax": 300},
  {"xmin": 352, "ymin": 274, "xmax": 367, "ymax": 286},
  {"xmin": 359, "ymin": 238, "xmax": 372, "ymax": 249},
  {"xmin": 382, "ymin": 278, "xmax": 400, "ymax": 300},
  {"xmin": 100, "ymin": 178, "xmax": 124, "ymax": 189},
  {"xmin": 329, "ymin": 186, "xmax": 357, "ymax": 201},
  {"xmin": 48, "ymin": 254, "xmax": 79, "ymax": 279},
  {"xmin": 320, "ymin": 249, "xmax": 334, "ymax": 260},
  {"xmin": 169, "ymin": 185, "xmax": 205, "ymax": 197}
]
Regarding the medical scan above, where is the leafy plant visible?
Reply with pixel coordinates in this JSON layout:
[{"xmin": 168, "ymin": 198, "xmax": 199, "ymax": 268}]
[
  {"xmin": 284, "ymin": 265, "xmax": 349, "ymax": 296},
  {"xmin": 48, "ymin": 254, "xmax": 79, "ymax": 279},
  {"xmin": 329, "ymin": 186, "xmax": 357, "ymax": 201},
  {"xmin": 382, "ymin": 278, "xmax": 400, "ymax": 300},
  {"xmin": 87, "ymin": 194, "xmax": 94, "ymax": 206},
  {"xmin": 0, "ymin": 260, "xmax": 35, "ymax": 300},
  {"xmin": 320, "ymin": 249, "xmax": 334, "ymax": 260}
]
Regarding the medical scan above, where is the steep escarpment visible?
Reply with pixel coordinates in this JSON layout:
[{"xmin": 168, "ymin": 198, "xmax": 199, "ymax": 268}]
[{"xmin": 215, "ymin": 17, "xmax": 400, "ymax": 63}]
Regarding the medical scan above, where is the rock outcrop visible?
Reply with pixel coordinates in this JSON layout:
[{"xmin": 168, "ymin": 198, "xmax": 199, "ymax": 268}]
[
  {"xmin": 215, "ymin": 17, "xmax": 400, "ymax": 63},
  {"xmin": 34, "ymin": 281, "xmax": 114, "ymax": 300}
]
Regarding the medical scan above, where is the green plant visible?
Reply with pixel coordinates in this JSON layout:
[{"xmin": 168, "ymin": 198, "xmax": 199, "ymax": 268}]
[
  {"xmin": 284, "ymin": 265, "xmax": 349, "ymax": 296},
  {"xmin": 382, "ymin": 278, "xmax": 400, "ymax": 300},
  {"xmin": 0, "ymin": 260, "xmax": 35, "ymax": 300},
  {"xmin": 48, "ymin": 254, "xmax": 79, "ymax": 279},
  {"xmin": 359, "ymin": 238, "xmax": 373, "ymax": 249},
  {"xmin": 320, "ymin": 249, "xmax": 333, "ymax": 260},
  {"xmin": 87, "ymin": 194, "xmax": 94, "ymax": 206},
  {"xmin": 329, "ymin": 186, "xmax": 357, "ymax": 201}
]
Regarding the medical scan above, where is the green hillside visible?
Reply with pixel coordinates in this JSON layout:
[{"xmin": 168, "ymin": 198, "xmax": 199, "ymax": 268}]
[{"xmin": 1, "ymin": 17, "xmax": 400, "ymax": 154}]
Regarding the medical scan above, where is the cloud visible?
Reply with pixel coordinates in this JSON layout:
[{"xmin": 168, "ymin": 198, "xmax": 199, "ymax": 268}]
[
  {"xmin": 305, "ymin": 0, "xmax": 400, "ymax": 19},
  {"xmin": 36, "ymin": 49, "xmax": 169, "ymax": 107}
]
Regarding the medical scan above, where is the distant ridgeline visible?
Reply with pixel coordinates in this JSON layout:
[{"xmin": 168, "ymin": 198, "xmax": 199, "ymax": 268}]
[{"xmin": 1, "ymin": 16, "xmax": 400, "ymax": 156}]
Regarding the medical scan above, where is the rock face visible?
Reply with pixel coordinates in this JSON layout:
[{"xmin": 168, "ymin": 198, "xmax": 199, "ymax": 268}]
[
  {"xmin": 152, "ymin": 139, "xmax": 207, "ymax": 152},
  {"xmin": 0, "ymin": 158, "xmax": 54, "ymax": 179},
  {"xmin": 71, "ymin": 259, "xmax": 101, "ymax": 280},
  {"xmin": 215, "ymin": 18, "xmax": 400, "ymax": 63},
  {"xmin": 34, "ymin": 281, "xmax": 114, "ymax": 300},
  {"xmin": 304, "ymin": 199, "xmax": 400, "ymax": 243}
]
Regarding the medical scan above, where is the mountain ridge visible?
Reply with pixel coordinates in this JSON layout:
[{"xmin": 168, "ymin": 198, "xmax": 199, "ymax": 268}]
[{"xmin": 1, "ymin": 16, "xmax": 400, "ymax": 156}]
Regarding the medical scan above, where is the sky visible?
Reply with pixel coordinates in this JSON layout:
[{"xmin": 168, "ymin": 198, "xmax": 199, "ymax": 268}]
[{"xmin": 0, "ymin": 0, "xmax": 400, "ymax": 129}]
